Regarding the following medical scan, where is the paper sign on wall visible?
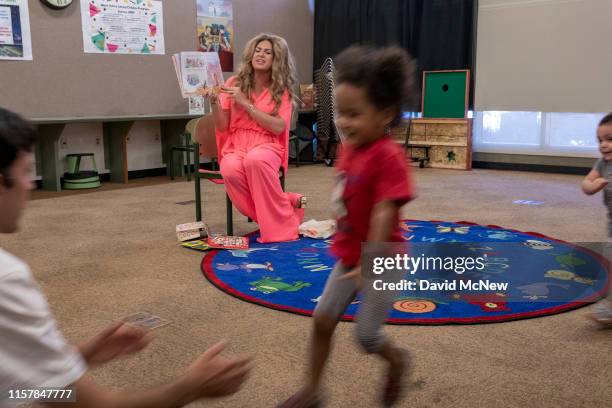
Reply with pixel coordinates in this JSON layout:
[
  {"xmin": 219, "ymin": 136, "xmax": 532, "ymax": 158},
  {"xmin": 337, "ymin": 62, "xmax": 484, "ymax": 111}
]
[
  {"xmin": 80, "ymin": 0, "xmax": 165, "ymax": 55},
  {"xmin": 0, "ymin": 0, "xmax": 32, "ymax": 60}
]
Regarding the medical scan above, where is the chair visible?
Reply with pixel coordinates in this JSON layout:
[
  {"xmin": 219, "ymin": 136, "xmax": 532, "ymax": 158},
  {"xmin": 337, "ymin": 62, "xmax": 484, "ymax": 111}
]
[
  {"xmin": 193, "ymin": 115, "xmax": 286, "ymax": 235},
  {"xmin": 288, "ymin": 107, "xmax": 300, "ymax": 167},
  {"xmin": 169, "ymin": 118, "xmax": 199, "ymax": 181},
  {"xmin": 315, "ymin": 58, "xmax": 340, "ymax": 166}
]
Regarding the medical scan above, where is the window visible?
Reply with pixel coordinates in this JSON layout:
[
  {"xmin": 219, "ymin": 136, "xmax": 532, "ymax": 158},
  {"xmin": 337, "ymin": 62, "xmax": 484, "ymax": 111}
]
[
  {"xmin": 475, "ymin": 111, "xmax": 541, "ymax": 146},
  {"xmin": 472, "ymin": 111, "xmax": 604, "ymax": 156},
  {"xmin": 547, "ymin": 113, "xmax": 601, "ymax": 149}
]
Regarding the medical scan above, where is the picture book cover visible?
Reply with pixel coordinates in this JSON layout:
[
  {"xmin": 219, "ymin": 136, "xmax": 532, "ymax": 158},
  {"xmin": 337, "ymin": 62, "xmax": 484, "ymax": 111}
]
[
  {"xmin": 207, "ymin": 235, "xmax": 249, "ymax": 250},
  {"xmin": 172, "ymin": 51, "xmax": 223, "ymax": 98}
]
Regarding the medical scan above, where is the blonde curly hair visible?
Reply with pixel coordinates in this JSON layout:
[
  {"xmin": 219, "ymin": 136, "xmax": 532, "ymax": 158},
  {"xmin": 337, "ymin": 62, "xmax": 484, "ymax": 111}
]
[{"xmin": 236, "ymin": 33, "xmax": 297, "ymax": 115}]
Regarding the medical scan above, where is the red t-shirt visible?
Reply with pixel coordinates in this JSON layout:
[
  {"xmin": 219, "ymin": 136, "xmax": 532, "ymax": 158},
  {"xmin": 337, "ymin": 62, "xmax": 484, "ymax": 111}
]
[{"xmin": 330, "ymin": 135, "xmax": 414, "ymax": 266}]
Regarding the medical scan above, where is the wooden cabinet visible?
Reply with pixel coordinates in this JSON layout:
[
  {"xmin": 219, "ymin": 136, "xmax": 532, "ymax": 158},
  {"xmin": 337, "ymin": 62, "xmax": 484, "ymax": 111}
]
[{"xmin": 408, "ymin": 118, "xmax": 472, "ymax": 170}]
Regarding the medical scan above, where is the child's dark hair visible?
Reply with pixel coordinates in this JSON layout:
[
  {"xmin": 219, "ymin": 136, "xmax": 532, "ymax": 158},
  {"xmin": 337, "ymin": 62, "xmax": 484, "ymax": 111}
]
[
  {"xmin": 334, "ymin": 45, "xmax": 417, "ymax": 127},
  {"xmin": 0, "ymin": 108, "xmax": 37, "ymax": 187},
  {"xmin": 599, "ymin": 113, "xmax": 612, "ymax": 127}
]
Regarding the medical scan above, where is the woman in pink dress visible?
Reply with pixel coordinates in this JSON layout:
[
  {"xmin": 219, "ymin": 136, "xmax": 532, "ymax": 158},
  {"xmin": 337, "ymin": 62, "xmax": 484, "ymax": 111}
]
[{"xmin": 201, "ymin": 33, "xmax": 305, "ymax": 243}]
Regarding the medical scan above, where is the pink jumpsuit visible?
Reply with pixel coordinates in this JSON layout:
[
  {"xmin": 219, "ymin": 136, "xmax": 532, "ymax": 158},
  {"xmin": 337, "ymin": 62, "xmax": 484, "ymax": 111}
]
[{"xmin": 216, "ymin": 77, "xmax": 304, "ymax": 243}]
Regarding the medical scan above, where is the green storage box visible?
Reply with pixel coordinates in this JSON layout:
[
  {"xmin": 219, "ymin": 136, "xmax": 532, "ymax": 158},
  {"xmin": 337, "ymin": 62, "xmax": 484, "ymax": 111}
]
[{"xmin": 422, "ymin": 70, "xmax": 470, "ymax": 119}]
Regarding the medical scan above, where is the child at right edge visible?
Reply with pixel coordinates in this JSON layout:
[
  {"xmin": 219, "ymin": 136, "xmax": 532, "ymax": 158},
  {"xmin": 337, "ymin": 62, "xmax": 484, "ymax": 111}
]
[{"xmin": 582, "ymin": 112, "xmax": 612, "ymax": 328}]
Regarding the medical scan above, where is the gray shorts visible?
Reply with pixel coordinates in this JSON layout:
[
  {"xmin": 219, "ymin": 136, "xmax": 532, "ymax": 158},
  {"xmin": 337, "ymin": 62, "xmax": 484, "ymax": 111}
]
[{"xmin": 314, "ymin": 261, "xmax": 403, "ymax": 353}]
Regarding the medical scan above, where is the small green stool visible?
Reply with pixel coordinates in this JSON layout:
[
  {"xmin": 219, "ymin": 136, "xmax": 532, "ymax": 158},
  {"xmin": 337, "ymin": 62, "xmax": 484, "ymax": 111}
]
[{"xmin": 63, "ymin": 153, "xmax": 101, "ymax": 190}]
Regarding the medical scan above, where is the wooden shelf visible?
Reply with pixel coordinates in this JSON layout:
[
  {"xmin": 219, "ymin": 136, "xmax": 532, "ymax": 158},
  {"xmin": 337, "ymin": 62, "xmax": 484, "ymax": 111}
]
[
  {"xmin": 408, "ymin": 118, "xmax": 473, "ymax": 170},
  {"xmin": 408, "ymin": 141, "xmax": 468, "ymax": 147}
]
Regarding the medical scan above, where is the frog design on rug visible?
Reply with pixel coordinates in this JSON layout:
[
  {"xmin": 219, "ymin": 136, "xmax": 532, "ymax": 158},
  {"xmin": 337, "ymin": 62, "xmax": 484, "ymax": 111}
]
[{"xmin": 249, "ymin": 277, "xmax": 311, "ymax": 294}]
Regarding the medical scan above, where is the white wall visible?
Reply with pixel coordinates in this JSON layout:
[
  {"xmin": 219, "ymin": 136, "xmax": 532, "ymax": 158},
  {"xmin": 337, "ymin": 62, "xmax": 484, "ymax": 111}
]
[
  {"xmin": 475, "ymin": 0, "xmax": 612, "ymax": 113},
  {"xmin": 33, "ymin": 122, "xmax": 167, "ymax": 178},
  {"xmin": 126, "ymin": 121, "xmax": 165, "ymax": 171},
  {"xmin": 59, "ymin": 123, "xmax": 107, "ymax": 173}
]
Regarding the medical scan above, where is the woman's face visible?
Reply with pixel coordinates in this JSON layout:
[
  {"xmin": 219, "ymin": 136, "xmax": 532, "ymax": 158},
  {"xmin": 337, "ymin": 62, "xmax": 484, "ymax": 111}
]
[{"xmin": 251, "ymin": 40, "xmax": 274, "ymax": 72}]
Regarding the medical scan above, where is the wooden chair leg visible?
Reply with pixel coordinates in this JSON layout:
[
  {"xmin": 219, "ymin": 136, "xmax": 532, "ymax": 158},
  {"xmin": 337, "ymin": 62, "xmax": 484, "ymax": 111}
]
[
  {"xmin": 195, "ymin": 178, "xmax": 202, "ymax": 221},
  {"xmin": 186, "ymin": 149, "xmax": 191, "ymax": 182},
  {"xmin": 226, "ymin": 193, "xmax": 233, "ymax": 235},
  {"xmin": 295, "ymin": 137, "xmax": 300, "ymax": 167},
  {"xmin": 194, "ymin": 144, "xmax": 202, "ymax": 221},
  {"xmin": 178, "ymin": 152, "xmax": 185, "ymax": 179},
  {"xmin": 169, "ymin": 150, "xmax": 175, "ymax": 180}
]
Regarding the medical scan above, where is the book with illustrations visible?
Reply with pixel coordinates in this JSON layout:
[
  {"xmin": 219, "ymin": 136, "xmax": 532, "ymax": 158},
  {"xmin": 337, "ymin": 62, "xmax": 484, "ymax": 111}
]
[
  {"xmin": 180, "ymin": 239, "xmax": 211, "ymax": 252},
  {"xmin": 207, "ymin": 235, "xmax": 250, "ymax": 250},
  {"xmin": 176, "ymin": 221, "xmax": 209, "ymax": 242},
  {"xmin": 172, "ymin": 51, "xmax": 224, "ymax": 98}
]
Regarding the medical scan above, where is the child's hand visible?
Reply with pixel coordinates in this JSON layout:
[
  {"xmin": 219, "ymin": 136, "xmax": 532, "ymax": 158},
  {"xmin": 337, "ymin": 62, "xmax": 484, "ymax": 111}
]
[
  {"xmin": 593, "ymin": 177, "xmax": 609, "ymax": 191},
  {"xmin": 338, "ymin": 265, "xmax": 362, "ymax": 288}
]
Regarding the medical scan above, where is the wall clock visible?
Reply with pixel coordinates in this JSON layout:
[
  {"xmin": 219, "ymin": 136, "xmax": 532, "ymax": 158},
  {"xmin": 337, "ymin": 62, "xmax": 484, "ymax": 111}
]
[{"xmin": 40, "ymin": 0, "xmax": 74, "ymax": 10}]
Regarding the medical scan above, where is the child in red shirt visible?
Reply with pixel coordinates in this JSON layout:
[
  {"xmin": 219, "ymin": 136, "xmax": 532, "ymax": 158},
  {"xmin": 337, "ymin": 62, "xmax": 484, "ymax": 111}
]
[{"xmin": 279, "ymin": 45, "xmax": 416, "ymax": 408}]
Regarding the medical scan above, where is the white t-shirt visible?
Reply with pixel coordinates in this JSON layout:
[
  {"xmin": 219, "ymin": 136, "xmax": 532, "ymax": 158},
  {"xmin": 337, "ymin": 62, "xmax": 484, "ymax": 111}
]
[{"xmin": 0, "ymin": 249, "xmax": 86, "ymax": 407}]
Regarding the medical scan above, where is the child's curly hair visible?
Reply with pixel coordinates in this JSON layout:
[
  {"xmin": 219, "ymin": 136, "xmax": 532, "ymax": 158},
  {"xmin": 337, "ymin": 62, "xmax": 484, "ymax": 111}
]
[
  {"xmin": 599, "ymin": 113, "xmax": 612, "ymax": 127},
  {"xmin": 334, "ymin": 45, "xmax": 417, "ymax": 127}
]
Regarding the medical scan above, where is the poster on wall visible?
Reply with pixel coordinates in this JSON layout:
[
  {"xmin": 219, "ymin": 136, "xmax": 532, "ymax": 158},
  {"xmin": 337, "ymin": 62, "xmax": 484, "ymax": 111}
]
[
  {"xmin": 0, "ymin": 0, "xmax": 32, "ymax": 60},
  {"xmin": 196, "ymin": 0, "xmax": 233, "ymax": 72},
  {"xmin": 80, "ymin": 0, "xmax": 165, "ymax": 55}
]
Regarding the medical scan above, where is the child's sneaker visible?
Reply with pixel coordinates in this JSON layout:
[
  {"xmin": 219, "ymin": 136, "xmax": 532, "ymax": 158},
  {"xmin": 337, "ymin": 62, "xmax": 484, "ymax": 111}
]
[
  {"xmin": 382, "ymin": 348, "xmax": 411, "ymax": 406},
  {"xmin": 277, "ymin": 390, "xmax": 323, "ymax": 408},
  {"xmin": 588, "ymin": 300, "xmax": 612, "ymax": 329}
]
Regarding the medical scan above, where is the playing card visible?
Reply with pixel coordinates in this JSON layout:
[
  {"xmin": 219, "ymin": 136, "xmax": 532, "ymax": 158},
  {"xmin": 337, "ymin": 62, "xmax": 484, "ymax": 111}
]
[{"xmin": 122, "ymin": 312, "xmax": 171, "ymax": 330}]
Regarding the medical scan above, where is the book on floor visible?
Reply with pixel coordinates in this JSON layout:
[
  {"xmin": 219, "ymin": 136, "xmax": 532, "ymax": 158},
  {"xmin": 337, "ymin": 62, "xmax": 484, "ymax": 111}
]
[
  {"xmin": 180, "ymin": 239, "xmax": 211, "ymax": 252},
  {"xmin": 176, "ymin": 221, "xmax": 209, "ymax": 242},
  {"xmin": 207, "ymin": 235, "xmax": 249, "ymax": 249}
]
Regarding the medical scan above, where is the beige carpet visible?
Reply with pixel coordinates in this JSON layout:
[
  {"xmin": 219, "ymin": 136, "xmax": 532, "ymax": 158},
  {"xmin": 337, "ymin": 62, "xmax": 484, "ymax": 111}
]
[{"xmin": 3, "ymin": 164, "xmax": 611, "ymax": 408}]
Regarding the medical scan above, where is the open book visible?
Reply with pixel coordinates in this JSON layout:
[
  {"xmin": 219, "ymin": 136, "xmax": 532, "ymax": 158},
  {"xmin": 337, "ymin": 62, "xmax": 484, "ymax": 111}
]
[
  {"xmin": 172, "ymin": 51, "xmax": 224, "ymax": 98},
  {"xmin": 207, "ymin": 235, "xmax": 250, "ymax": 250}
]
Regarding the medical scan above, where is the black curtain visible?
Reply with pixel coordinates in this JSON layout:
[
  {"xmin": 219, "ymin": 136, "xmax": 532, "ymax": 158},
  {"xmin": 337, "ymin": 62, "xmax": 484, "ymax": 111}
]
[{"xmin": 314, "ymin": 0, "xmax": 476, "ymax": 109}]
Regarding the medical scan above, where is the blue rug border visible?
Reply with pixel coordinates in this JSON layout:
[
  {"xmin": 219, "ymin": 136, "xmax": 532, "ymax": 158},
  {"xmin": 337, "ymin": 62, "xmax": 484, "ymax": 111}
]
[{"xmin": 200, "ymin": 220, "xmax": 611, "ymax": 325}]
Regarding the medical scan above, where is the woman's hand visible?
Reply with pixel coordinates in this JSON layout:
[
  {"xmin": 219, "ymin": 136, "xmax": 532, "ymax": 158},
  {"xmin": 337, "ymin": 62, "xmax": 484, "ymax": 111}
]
[
  {"xmin": 196, "ymin": 86, "xmax": 220, "ymax": 105},
  {"xmin": 221, "ymin": 86, "xmax": 249, "ymax": 108}
]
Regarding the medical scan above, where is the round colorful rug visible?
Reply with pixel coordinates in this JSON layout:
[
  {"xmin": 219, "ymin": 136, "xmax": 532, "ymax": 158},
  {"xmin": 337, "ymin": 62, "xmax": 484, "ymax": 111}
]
[{"xmin": 201, "ymin": 220, "xmax": 610, "ymax": 324}]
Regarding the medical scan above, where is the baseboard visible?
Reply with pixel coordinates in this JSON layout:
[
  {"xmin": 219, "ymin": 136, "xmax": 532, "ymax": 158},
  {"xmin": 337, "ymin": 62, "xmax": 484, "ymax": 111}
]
[
  {"xmin": 35, "ymin": 168, "xmax": 168, "ymax": 189},
  {"xmin": 472, "ymin": 161, "xmax": 590, "ymax": 175},
  {"xmin": 97, "ymin": 168, "xmax": 167, "ymax": 181}
]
